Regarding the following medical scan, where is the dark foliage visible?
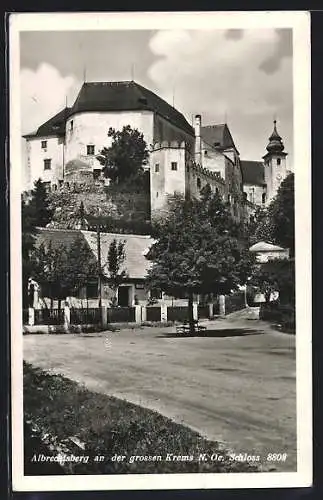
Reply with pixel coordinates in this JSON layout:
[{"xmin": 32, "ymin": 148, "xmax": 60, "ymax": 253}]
[{"xmin": 97, "ymin": 125, "xmax": 149, "ymax": 184}]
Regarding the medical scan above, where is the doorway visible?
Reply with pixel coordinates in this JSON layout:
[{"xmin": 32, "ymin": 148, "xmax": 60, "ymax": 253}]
[{"xmin": 118, "ymin": 286, "xmax": 131, "ymax": 307}]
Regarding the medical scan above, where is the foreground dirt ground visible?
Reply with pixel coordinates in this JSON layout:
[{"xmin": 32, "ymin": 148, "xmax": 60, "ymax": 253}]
[{"xmin": 23, "ymin": 315, "xmax": 296, "ymax": 471}]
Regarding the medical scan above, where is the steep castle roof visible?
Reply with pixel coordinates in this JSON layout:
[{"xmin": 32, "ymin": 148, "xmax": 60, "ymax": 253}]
[
  {"xmin": 70, "ymin": 81, "xmax": 194, "ymax": 136},
  {"xmin": 201, "ymin": 123, "xmax": 238, "ymax": 152},
  {"xmin": 23, "ymin": 107, "xmax": 70, "ymax": 139},
  {"xmin": 240, "ymin": 160, "xmax": 266, "ymax": 186}
]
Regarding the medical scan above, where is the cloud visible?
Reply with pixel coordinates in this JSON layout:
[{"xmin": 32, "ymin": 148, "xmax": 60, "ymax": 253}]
[
  {"xmin": 147, "ymin": 29, "xmax": 293, "ymax": 165},
  {"xmin": 20, "ymin": 63, "xmax": 80, "ymax": 135}
]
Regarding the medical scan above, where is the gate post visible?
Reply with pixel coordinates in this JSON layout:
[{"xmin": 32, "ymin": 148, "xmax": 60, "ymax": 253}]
[
  {"xmin": 161, "ymin": 303, "xmax": 167, "ymax": 322},
  {"xmin": 141, "ymin": 305, "xmax": 147, "ymax": 322},
  {"xmin": 64, "ymin": 304, "xmax": 70, "ymax": 332},
  {"xmin": 101, "ymin": 306, "xmax": 108, "ymax": 329},
  {"xmin": 219, "ymin": 295, "xmax": 226, "ymax": 316},
  {"xmin": 193, "ymin": 303, "xmax": 198, "ymax": 321},
  {"xmin": 135, "ymin": 305, "xmax": 141, "ymax": 324},
  {"xmin": 28, "ymin": 307, "xmax": 34, "ymax": 326}
]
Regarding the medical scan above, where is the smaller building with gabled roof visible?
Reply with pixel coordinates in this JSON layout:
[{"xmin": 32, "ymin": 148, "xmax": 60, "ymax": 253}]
[
  {"xmin": 249, "ymin": 241, "xmax": 290, "ymax": 263},
  {"xmin": 35, "ymin": 227, "xmax": 155, "ymax": 306}
]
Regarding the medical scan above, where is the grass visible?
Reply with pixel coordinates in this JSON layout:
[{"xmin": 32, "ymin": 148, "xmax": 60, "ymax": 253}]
[{"xmin": 24, "ymin": 362, "xmax": 259, "ymax": 475}]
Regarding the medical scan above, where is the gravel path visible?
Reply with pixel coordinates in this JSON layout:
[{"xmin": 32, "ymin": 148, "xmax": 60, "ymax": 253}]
[{"xmin": 24, "ymin": 315, "xmax": 296, "ymax": 471}]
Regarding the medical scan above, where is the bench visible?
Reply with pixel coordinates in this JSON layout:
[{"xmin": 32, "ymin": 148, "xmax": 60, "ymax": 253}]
[{"xmin": 176, "ymin": 320, "xmax": 207, "ymax": 335}]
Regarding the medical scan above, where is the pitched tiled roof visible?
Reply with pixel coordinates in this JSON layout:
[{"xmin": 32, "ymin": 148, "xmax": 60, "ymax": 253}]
[
  {"xmin": 201, "ymin": 124, "xmax": 238, "ymax": 151},
  {"xmin": 23, "ymin": 107, "xmax": 70, "ymax": 139},
  {"xmin": 241, "ymin": 160, "xmax": 266, "ymax": 186},
  {"xmin": 82, "ymin": 230, "xmax": 154, "ymax": 280},
  {"xmin": 35, "ymin": 227, "xmax": 84, "ymax": 248},
  {"xmin": 70, "ymin": 81, "xmax": 194, "ymax": 136},
  {"xmin": 35, "ymin": 228, "xmax": 154, "ymax": 280}
]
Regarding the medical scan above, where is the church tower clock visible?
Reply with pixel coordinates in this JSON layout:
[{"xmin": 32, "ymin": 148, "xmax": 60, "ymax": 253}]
[{"xmin": 263, "ymin": 120, "xmax": 288, "ymax": 204}]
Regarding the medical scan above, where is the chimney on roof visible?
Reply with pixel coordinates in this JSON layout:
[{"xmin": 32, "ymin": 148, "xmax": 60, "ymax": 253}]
[{"xmin": 194, "ymin": 114, "xmax": 202, "ymax": 166}]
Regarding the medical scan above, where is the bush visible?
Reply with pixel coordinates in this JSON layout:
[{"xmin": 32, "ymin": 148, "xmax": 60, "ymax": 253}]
[{"xmin": 260, "ymin": 303, "xmax": 295, "ymax": 333}]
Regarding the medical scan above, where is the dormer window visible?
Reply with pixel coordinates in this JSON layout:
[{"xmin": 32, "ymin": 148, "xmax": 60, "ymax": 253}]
[
  {"xmin": 41, "ymin": 140, "xmax": 47, "ymax": 149},
  {"xmin": 87, "ymin": 145, "xmax": 95, "ymax": 156}
]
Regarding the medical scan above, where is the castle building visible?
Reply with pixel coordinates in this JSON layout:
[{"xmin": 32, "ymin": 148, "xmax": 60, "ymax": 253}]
[{"xmin": 23, "ymin": 80, "xmax": 289, "ymax": 219}]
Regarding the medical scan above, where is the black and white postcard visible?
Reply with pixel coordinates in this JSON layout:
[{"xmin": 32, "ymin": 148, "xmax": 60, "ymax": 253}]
[{"xmin": 9, "ymin": 11, "xmax": 312, "ymax": 491}]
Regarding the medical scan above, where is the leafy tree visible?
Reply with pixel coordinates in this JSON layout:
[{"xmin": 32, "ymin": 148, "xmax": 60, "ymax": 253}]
[
  {"xmin": 250, "ymin": 259, "xmax": 295, "ymax": 305},
  {"xmin": 105, "ymin": 239, "xmax": 128, "ymax": 306},
  {"xmin": 21, "ymin": 179, "xmax": 53, "ymax": 305},
  {"xmin": 147, "ymin": 187, "xmax": 255, "ymax": 333},
  {"xmin": 247, "ymin": 206, "xmax": 275, "ymax": 246},
  {"xmin": 247, "ymin": 173, "xmax": 294, "ymax": 254},
  {"xmin": 96, "ymin": 125, "xmax": 149, "ymax": 184},
  {"xmin": 269, "ymin": 173, "xmax": 295, "ymax": 256},
  {"xmin": 30, "ymin": 178, "xmax": 53, "ymax": 227},
  {"xmin": 31, "ymin": 235, "xmax": 97, "ymax": 306}
]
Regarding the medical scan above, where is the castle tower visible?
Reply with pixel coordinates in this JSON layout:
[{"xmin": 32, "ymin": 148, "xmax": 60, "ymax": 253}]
[
  {"xmin": 150, "ymin": 141, "xmax": 188, "ymax": 219},
  {"xmin": 262, "ymin": 120, "xmax": 288, "ymax": 204},
  {"xmin": 194, "ymin": 114, "xmax": 202, "ymax": 166}
]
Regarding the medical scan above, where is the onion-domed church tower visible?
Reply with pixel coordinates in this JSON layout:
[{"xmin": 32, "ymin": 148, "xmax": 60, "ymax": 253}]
[{"xmin": 263, "ymin": 120, "xmax": 288, "ymax": 203}]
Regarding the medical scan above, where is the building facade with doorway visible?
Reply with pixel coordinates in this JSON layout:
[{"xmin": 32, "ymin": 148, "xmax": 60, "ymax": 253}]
[{"xmin": 34, "ymin": 227, "xmax": 155, "ymax": 307}]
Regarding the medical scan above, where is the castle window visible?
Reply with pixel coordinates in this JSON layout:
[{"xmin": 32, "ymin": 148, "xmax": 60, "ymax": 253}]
[
  {"xmin": 41, "ymin": 140, "xmax": 47, "ymax": 149},
  {"xmin": 155, "ymin": 163, "xmax": 160, "ymax": 173},
  {"xmin": 204, "ymin": 150, "xmax": 208, "ymax": 156},
  {"xmin": 262, "ymin": 193, "xmax": 266, "ymax": 204},
  {"xmin": 70, "ymin": 120, "xmax": 74, "ymax": 132},
  {"xmin": 215, "ymin": 187, "xmax": 219, "ymax": 195},
  {"xmin": 156, "ymin": 192, "xmax": 159, "ymax": 198},
  {"xmin": 43, "ymin": 159, "xmax": 52, "ymax": 170},
  {"xmin": 171, "ymin": 162, "xmax": 178, "ymax": 171},
  {"xmin": 277, "ymin": 158, "xmax": 281, "ymax": 166},
  {"xmin": 197, "ymin": 177, "xmax": 201, "ymax": 189},
  {"xmin": 87, "ymin": 145, "xmax": 95, "ymax": 156}
]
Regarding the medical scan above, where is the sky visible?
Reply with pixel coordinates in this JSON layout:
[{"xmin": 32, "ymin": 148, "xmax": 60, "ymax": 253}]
[{"xmin": 20, "ymin": 28, "xmax": 293, "ymax": 167}]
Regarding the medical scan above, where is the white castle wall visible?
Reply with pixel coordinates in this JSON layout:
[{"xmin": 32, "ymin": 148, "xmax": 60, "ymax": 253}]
[
  {"xmin": 264, "ymin": 154, "xmax": 287, "ymax": 204},
  {"xmin": 150, "ymin": 142, "xmax": 187, "ymax": 214},
  {"xmin": 64, "ymin": 110, "xmax": 154, "ymax": 169},
  {"xmin": 25, "ymin": 136, "xmax": 64, "ymax": 190}
]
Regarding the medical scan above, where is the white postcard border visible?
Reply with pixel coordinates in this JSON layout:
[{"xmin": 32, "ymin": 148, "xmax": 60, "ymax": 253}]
[{"xmin": 9, "ymin": 10, "xmax": 312, "ymax": 491}]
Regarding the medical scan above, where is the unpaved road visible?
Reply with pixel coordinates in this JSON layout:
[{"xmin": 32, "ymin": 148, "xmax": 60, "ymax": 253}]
[{"xmin": 24, "ymin": 316, "xmax": 296, "ymax": 471}]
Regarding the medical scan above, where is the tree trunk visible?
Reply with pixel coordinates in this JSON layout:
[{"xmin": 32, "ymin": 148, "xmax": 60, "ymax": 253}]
[{"xmin": 188, "ymin": 291, "xmax": 195, "ymax": 334}]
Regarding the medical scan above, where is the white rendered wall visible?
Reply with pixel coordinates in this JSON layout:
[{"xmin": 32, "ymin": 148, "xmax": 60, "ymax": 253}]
[
  {"xmin": 25, "ymin": 136, "xmax": 64, "ymax": 190},
  {"xmin": 64, "ymin": 110, "xmax": 154, "ymax": 169},
  {"xmin": 264, "ymin": 155, "xmax": 287, "ymax": 204}
]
